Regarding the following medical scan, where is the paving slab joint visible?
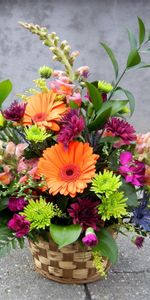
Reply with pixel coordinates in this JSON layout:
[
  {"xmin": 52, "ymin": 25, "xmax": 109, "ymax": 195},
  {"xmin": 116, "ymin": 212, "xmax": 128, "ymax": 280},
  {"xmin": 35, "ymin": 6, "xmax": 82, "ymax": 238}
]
[
  {"xmin": 112, "ymin": 269, "xmax": 150, "ymax": 274},
  {"xmin": 84, "ymin": 284, "xmax": 92, "ymax": 300}
]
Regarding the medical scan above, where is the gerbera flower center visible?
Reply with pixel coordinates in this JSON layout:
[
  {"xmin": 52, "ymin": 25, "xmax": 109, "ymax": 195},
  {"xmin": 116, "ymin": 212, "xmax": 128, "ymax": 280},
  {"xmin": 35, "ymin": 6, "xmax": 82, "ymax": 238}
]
[
  {"xmin": 32, "ymin": 112, "xmax": 48, "ymax": 123},
  {"xmin": 60, "ymin": 164, "xmax": 81, "ymax": 182}
]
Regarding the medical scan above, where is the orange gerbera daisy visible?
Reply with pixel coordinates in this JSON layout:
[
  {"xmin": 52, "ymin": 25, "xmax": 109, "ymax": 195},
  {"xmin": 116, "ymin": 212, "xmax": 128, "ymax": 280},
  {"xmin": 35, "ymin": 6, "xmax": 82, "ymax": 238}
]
[
  {"xmin": 38, "ymin": 141, "xmax": 99, "ymax": 197},
  {"xmin": 22, "ymin": 91, "xmax": 67, "ymax": 131}
]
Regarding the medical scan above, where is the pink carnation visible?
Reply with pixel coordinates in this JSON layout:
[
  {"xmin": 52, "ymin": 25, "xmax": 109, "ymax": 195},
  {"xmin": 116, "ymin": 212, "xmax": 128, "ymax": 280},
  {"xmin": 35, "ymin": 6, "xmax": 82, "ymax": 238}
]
[{"xmin": 8, "ymin": 214, "xmax": 30, "ymax": 238}]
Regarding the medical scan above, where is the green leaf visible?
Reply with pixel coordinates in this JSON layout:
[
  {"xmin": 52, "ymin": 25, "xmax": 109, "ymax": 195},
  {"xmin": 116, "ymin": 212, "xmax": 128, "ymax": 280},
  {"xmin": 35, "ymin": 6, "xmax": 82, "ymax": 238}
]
[
  {"xmin": 109, "ymin": 100, "xmax": 129, "ymax": 116},
  {"xmin": 86, "ymin": 82, "xmax": 102, "ymax": 111},
  {"xmin": 138, "ymin": 17, "xmax": 145, "ymax": 46},
  {"xmin": 101, "ymin": 42, "xmax": 119, "ymax": 79},
  {"xmin": 120, "ymin": 179, "xmax": 138, "ymax": 207},
  {"xmin": 99, "ymin": 136, "xmax": 120, "ymax": 144},
  {"xmin": 127, "ymin": 29, "xmax": 137, "ymax": 49},
  {"xmin": 88, "ymin": 107, "xmax": 112, "ymax": 131},
  {"xmin": 17, "ymin": 237, "xmax": 25, "ymax": 249},
  {"xmin": 122, "ymin": 89, "xmax": 135, "ymax": 116},
  {"xmin": 0, "ymin": 79, "xmax": 12, "ymax": 106},
  {"xmin": 116, "ymin": 87, "xmax": 135, "ymax": 116},
  {"xmin": 69, "ymin": 100, "xmax": 79, "ymax": 109},
  {"xmin": 0, "ymin": 225, "xmax": 13, "ymax": 240},
  {"xmin": 93, "ymin": 228, "xmax": 118, "ymax": 264},
  {"xmin": 50, "ymin": 224, "xmax": 82, "ymax": 248},
  {"xmin": 127, "ymin": 49, "xmax": 141, "ymax": 68},
  {"xmin": 135, "ymin": 62, "xmax": 150, "ymax": 68},
  {"xmin": 0, "ymin": 198, "xmax": 8, "ymax": 211}
]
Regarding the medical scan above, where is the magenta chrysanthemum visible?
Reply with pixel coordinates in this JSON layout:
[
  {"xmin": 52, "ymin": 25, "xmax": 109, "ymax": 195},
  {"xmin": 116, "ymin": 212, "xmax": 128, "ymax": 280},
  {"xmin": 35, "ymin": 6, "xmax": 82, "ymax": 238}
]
[
  {"xmin": 3, "ymin": 100, "xmax": 26, "ymax": 122},
  {"xmin": 57, "ymin": 109, "xmax": 85, "ymax": 148},
  {"xmin": 105, "ymin": 117, "xmax": 136, "ymax": 145},
  {"xmin": 68, "ymin": 198, "xmax": 100, "ymax": 230}
]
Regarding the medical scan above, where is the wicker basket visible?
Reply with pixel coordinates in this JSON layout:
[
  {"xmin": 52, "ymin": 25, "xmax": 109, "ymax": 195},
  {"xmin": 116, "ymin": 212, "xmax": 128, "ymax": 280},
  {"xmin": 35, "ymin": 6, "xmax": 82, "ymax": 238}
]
[{"xmin": 28, "ymin": 235, "xmax": 113, "ymax": 284}]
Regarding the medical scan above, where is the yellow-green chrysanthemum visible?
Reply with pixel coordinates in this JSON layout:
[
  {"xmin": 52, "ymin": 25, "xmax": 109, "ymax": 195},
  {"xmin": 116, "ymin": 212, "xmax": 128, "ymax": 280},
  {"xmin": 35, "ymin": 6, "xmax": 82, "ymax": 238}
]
[
  {"xmin": 21, "ymin": 197, "xmax": 62, "ymax": 230},
  {"xmin": 91, "ymin": 170, "xmax": 122, "ymax": 198},
  {"xmin": 97, "ymin": 191, "xmax": 127, "ymax": 221},
  {"xmin": 24, "ymin": 125, "xmax": 51, "ymax": 143},
  {"xmin": 98, "ymin": 80, "xmax": 113, "ymax": 93}
]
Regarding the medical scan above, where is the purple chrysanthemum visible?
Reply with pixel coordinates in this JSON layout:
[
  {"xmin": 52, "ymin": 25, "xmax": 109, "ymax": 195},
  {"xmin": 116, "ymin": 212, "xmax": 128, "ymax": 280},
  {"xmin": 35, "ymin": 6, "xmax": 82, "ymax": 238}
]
[
  {"xmin": 68, "ymin": 198, "xmax": 100, "ymax": 230},
  {"xmin": 134, "ymin": 236, "xmax": 144, "ymax": 249},
  {"xmin": 105, "ymin": 117, "xmax": 136, "ymax": 145},
  {"xmin": 3, "ymin": 100, "xmax": 26, "ymax": 122},
  {"xmin": 57, "ymin": 109, "xmax": 85, "ymax": 148}
]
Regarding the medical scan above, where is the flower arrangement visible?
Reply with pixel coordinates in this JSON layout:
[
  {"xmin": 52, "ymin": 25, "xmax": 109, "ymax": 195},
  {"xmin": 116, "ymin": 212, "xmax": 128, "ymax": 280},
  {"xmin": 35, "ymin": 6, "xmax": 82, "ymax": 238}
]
[{"xmin": 0, "ymin": 17, "xmax": 150, "ymax": 279}]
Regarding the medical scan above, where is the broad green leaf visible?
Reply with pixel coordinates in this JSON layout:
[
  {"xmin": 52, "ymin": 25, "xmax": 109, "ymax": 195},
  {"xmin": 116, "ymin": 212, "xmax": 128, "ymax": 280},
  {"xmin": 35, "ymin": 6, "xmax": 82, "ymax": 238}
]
[
  {"xmin": 0, "ymin": 79, "xmax": 12, "ymax": 106},
  {"xmin": 101, "ymin": 43, "xmax": 119, "ymax": 79},
  {"xmin": 93, "ymin": 228, "xmax": 118, "ymax": 264},
  {"xmin": 127, "ymin": 49, "xmax": 141, "ymax": 68},
  {"xmin": 116, "ymin": 87, "xmax": 135, "ymax": 116},
  {"xmin": 98, "ymin": 100, "xmax": 128, "ymax": 116},
  {"xmin": 122, "ymin": 89, "xmax": 135, "ymax": 116},
  {"xmin": 127, "ymin": 29, "xmax": 137, "ymax": 49},
  {"xmin": 138, "ymin": 17, "xmax": 145, "ymax": 46},
  {"xmin": 50, "ymin": 224, "xmax": 82, "ymax": 248},
  {"xmin": 109, "ymin": 100, "xmax": 129, "ymax": 116},
  {"xmin": 88, "ymin": 107, "xmax": 112, "ymax": 131},
  {"xmin": 120, "ymin": 179, "xmax": 138, "ymax": 207},
  {"xmin": 86, "ymin": 82, "xmax": 102, "ymax": 111}
]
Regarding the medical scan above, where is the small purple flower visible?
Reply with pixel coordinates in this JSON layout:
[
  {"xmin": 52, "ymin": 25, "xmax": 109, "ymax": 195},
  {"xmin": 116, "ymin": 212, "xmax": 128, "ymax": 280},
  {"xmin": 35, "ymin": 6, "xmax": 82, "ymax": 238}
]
[
  {"xmin": 8, "ymin": 197, "xmax": 27, "ymax": 212},
  {"xmin": 132, "ymin": 195, "xmax": 150, "ymax": 231},
  {"xmin": 3, "ymin": 100, "xmax": 26, "ymax": 122},
  {"xmin": 119, "ymin": 151, "xmax": 145, "ymax": 186},
  {"xmin": 82, "ymin": 227, "xmax": 98, "ymax": 247},
  {"xmin": 133, "ymin": 236, "xmax": 144, "ymax": 249},
  {"xmin": 57, "ymin": 109, "xmax": 85, "ymax": 148},
  {"xmin": 8, "ymin": 214, "xmax": 30, "ymax": 238}
]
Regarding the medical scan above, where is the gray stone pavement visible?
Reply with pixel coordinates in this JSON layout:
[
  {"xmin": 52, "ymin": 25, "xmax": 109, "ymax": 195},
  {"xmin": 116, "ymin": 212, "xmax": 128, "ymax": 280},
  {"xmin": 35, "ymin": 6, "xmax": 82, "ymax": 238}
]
[
  {"xmin": 0, "ymin": 0, "xmax": 150, "ymax": 299},
  {"xmin": 0, "ymin": 234, "xmax": 150, "ymax": 300}
]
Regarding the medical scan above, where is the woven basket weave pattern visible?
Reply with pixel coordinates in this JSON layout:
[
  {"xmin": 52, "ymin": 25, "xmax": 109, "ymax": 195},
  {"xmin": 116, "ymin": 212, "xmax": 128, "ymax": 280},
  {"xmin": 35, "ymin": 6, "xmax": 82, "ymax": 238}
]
[{"xmin": 28, "ymin": 237, "xmax": 111, "ymax": 284}]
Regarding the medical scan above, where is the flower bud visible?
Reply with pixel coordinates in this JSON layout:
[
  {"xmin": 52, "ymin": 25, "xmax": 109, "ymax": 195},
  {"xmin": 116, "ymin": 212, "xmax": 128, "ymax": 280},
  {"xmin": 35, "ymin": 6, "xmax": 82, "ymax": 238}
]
[
  {"xmin": 60, "ymin": 40, "xmax": 69, "ymax": 49},
  {"xmin": 64, "ymin": 45, "xmax": 71, "ymax": 55},
  {"xmin": 82, "ymin": 227, "xmax": 98, "ymax": 247},
  {"xmin": 38, "ymin": 66, "xmax": 53, "ymax": 79}
]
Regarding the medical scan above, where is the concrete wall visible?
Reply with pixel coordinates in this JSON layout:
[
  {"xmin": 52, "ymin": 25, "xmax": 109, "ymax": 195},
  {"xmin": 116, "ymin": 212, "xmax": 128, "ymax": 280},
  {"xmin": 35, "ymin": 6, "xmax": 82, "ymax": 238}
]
[{"xmin": 0, "ymin": 0, "xmax": 149, "ymax": 132}]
